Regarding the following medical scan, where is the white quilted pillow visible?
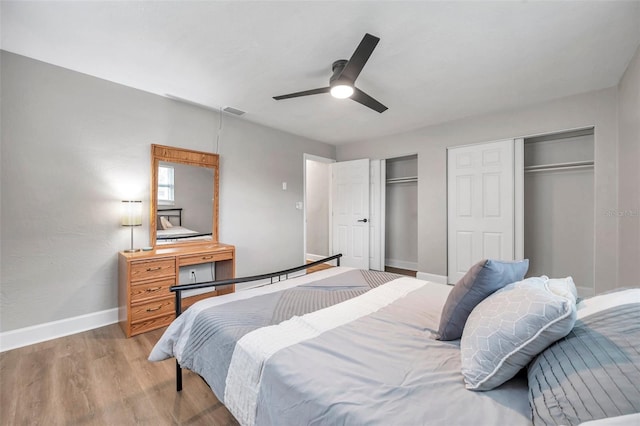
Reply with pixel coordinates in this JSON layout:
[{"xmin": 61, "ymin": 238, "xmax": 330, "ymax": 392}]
[{"xmin": 460, "ymin": 276, "xmax": 577, "ymax": 391}]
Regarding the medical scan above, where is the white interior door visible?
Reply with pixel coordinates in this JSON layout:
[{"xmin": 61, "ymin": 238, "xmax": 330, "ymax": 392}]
[
  {"xmin": 447, "ymin": 140, "xmax": 515, "ymax": 283},
  {"xmin": 331, "ymin": 159, "xmax": 370, "ymax": 269}
]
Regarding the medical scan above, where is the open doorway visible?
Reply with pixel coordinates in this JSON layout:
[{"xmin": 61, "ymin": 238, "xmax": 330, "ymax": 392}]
[
  {"xmin": 304, "ymin": 154, "xmax": 417, "ymax": 275},
  {"xmin": 303, "ymin": 154, "xmax": 335, "ymax": 266}
]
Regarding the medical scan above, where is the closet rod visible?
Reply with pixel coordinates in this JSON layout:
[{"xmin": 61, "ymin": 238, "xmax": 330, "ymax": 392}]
[
  {"xmin": 386, "ymin": 176, "xmax": 418, "ymax": 184},
  {"xmin": 524, "ymin": 160, "xmax": 594, "ymax": 173}
]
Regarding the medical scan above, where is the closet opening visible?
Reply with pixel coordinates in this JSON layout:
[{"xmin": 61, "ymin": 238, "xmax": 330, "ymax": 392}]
[
  {"xmin": 385, "ymin": 154, "xmax": 418, "ymax": 277},
  {"xmin": 523, "ymin": 127, "xmax": 595, "ymax": 297}
]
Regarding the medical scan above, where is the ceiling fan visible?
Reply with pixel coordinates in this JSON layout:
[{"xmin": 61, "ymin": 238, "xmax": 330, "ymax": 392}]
[{"xmin": 273, "ymin": 33, "xmax": 388, "ymax": 113}]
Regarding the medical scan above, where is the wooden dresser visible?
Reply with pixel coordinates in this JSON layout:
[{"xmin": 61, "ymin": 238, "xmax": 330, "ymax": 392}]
[{"xmin": 118, "ymin": 243, "xmax": 235, "ymax": 337}]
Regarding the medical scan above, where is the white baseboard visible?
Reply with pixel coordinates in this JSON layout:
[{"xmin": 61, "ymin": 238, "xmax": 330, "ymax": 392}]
[
  {"xmin": 385, "ymin": 258, "xmax": 418, "ymax": 272},
  {"xmin": 305, "ymin": 253, "xmax": 330, "ymax": 262},
  {"xmin": 0, "ymin": 308, "xmax": 119, "ymax": 352},
  {"xmin": 239, "ymin": 269, "xmax": 308, "ymax": 291},
  {"xmin": 416, "ymin": 272, "xmax": 449, "ymax": 285},
  {"xmin": 577, "ymin": 286, "xmax": 595, "ymax": 299}
]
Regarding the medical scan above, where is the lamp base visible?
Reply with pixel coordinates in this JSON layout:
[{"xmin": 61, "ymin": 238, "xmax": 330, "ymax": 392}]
[{"xmin": 124, "ymin": 225, "xmax": 141, "ymax": 253}]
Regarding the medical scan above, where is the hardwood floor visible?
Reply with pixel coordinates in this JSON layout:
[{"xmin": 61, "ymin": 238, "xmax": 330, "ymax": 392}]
[
  {"xmin": 305, "ymin": 261, "xmax": 417, "ymax": 278},
  {"xmin": 384, "ymin": 266, "xmax": 417, "ymax": 277},
  {"xmin": 0, "ymin": 324, "xmax": 238, "ymax": 425},
  {"xmin": 305, "ymin": 259, "xmax": 334, "ymax": 274}
]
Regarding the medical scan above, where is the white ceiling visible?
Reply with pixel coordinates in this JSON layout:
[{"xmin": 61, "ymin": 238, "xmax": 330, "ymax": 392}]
[{"xmin": 2, "ymin": 1, "xmax": 639, "ymax": 145}]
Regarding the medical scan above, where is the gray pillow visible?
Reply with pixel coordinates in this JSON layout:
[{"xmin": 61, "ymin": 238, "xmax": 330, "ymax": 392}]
[
  {"xmin": 436, "ymin": 259, "xmax": 529, "ymax": 340},
  {"xmin": 460, "ymin": 277, "xmax": 576, "ymax": 391},
  {"xmin": 528, "ymin": 297, "xmax": 640, "ymax": 426}
]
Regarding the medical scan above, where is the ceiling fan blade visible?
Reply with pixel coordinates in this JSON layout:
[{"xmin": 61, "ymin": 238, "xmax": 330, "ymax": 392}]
[
  {"xmin": 273, "ymin": 87, "xmax": 330, "ymax": 100},
  {"xmin": 340, "ymin": 33, "xmax": 380, "ymax": 83},
  {"xmin": 351, "ymin": 88, "xmax": 388, "ymax": 113}
]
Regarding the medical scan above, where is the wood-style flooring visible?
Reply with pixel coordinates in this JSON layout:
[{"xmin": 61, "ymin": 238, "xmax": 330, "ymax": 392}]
[
  {"xmin": 305, "ymin": 259, "xmax": 334, "ymax": 274},
  {"xmin": 0, "ymin": 324, "xmax": 238, "ymax": 425},
  {"xmin": 384, "ymin": 266, "xmax": 417, "ymax": 277},
  {"xmin": 305, "ymin": 261, "xmax": 417, "ymax": 278}
]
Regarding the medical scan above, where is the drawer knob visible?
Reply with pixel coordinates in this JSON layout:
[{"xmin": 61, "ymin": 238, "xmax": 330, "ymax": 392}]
[
  {"xmin": 201, "ymin": 256, "xmax": 214, "ymax": 260},
  {"xmin": 146, "ymin": 306, "xmax": 162, "ymax": 312},
  {"xmin": 145, "ymin": 287, "xmax": 161, "ymax": 293},
  {"xmin": 146, "ymin": 266, "xmax": 162, "ymax": 272}
]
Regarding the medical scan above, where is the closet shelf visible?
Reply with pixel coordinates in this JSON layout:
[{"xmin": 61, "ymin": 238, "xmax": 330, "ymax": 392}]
[
  {"xmin": 524, "ymin": 160, "xmax": 594, "ymax": 173},
  {"xmin": 386, "ymin": 176, "xmax": 418, "ymax": 184}
]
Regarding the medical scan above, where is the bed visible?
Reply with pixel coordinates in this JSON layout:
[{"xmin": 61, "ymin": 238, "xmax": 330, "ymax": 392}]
[
  {"xmin": 156, "ymin": 208, "xmax": 213, "ymax": 243},
  {"xmin": 149, "ymin": 257, "xmax": 640, "ymax": 426}
]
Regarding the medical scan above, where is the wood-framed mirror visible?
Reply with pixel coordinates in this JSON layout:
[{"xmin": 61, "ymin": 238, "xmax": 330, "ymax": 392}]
[{"xmin": 150, "ymin": 144, "xmax": 219, "ymax": 247}]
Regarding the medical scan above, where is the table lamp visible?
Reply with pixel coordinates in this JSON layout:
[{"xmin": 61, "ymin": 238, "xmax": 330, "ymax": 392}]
[{"xmin": 122, "ymin": 200, "xmax": 142, "ymax": 252}]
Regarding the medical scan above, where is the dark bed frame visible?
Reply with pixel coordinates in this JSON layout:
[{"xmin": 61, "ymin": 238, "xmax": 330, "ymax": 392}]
[
  {"xmin": 168, "ymin": 253, "xmax": 343, "ymax": 391},
  {"xmin": 157, "ymin": 207, "xmax": 184, "ymax": 226},
  {"xmin": 157, "ymin": 208, "xmax": 213, "ymax": 240}
]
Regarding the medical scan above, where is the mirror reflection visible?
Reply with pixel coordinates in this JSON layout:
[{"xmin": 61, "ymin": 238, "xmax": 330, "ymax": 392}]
[
  {"xmin": 156, "ymin": 161, "xmax": 214, "ymax": 245},
  {"xmin": 150, "ymin": 144, "xmax": 219, "ymax": 247}
]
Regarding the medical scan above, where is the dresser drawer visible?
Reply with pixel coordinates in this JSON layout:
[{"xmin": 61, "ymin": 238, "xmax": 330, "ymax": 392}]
[
  {"xmin": 130, "ymin": 258, "xmax": 175, "ymax": 282},
  {"xmin": 179, "ymin": 251, "xmax": 232, "ymax": 267},
  {"xmin": 130, "ymin": 314, "xmax": 174, "ymax": 336},
  {"xmin": 131, "ymin": 297, "xmax": 174, "ymax": 323},
  {"xmin": 118, "ymin": 244, "xmax": 235, "ymax": 338},
  {"xmin": 130, "ymin": 277, "xmax": 173, "ymax": 303}
]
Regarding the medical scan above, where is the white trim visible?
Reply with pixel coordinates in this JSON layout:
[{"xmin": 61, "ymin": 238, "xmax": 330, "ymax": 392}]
[
  {"xmin": 369, "ymin": 159, "xmax": 385, "ymax": 271},
  {"xmin": 385, "ymin": 258, "xmax": 418, "ymax": 272},
  {"xmin": 239, "ymin": 269, "xmax": 308, "ymax": 290},
  {"xmin": 379, "ymin": 159, "xmax": 386, "ymax": 273},
  {"xmin": 576, "ymin": 285, "xmax": 595, "ymax": 299},
  {"xmin": 514, "ymin": 138, "xmax": 524, "ymax": 260},
  {"xmin": 0, "ymin": 308, "xmax": 119, "ymax": 352},
  {"xmin": 416, "ymin": 272, "xmax": 449, "ymax": 284},
  {"xmin": 305, "ymin": 253, "xmax": 329, "ymax": 262}
]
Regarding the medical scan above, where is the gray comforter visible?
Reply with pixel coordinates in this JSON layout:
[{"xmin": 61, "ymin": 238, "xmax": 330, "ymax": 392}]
[
  {"xmin": 150, "ymin": 268, "xmax": 531, "ymax": 426},
  {"xmin": 178, "ymin": 269, "xmax": 400, "ymax": 398}
]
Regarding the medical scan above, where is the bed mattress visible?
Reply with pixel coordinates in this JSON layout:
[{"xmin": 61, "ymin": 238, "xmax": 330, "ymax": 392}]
[{"xmin": 150, "ymin": 267, "xmax": 531, "ymax": 426}]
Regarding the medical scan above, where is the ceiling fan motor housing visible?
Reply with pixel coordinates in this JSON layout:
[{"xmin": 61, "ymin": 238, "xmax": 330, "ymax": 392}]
[{"xmin": 330, "ymin": 59, "xmax": 350, "ymax": 86}]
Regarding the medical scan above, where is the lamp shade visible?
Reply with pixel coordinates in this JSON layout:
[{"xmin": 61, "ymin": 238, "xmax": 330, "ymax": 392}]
[{"xmin": 122, "ymin": 200, "xmax": 142, "ymax": 226}]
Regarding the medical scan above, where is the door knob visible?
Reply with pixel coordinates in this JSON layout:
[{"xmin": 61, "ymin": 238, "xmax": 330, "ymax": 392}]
[{"xmin": 357, "ymin": 218, "xmax": 368, "ymax": 223}]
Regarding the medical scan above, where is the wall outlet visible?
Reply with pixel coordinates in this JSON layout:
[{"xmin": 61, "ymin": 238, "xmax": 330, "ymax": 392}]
[{"xmin": 189, "ymin": 269, "xmax": 197, "ymax": 283}]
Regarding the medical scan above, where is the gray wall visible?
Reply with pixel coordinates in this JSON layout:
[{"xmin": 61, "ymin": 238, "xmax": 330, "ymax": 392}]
[
  {"xmin": 0, "ymin": 51, "xmax": 335, "ymax": 332},
  {"xmin": 617, "ymin": 45, "xmax": 640, "ymax": 289},
  {"xmin": 337, "ymin": 87, "xmax": 622, "ymax": 295},
  {"xmin": 167, "ymin": 162, "xmax": 214, "ymax": 234}
]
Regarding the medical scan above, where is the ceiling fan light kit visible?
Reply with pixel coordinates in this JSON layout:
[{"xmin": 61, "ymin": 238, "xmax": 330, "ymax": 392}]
[
  {"xmin": 330, "ymin": 84, "xmax": 354, "ymax": 99},
  {"xmin": 273, "ymin": 33, "xmax": 388, "ymax": 113}
]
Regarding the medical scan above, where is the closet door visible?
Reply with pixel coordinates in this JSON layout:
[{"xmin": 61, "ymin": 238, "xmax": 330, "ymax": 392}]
[{"xmin": 447, "ymin": 140, "xmax": 515, "ymax": 283}]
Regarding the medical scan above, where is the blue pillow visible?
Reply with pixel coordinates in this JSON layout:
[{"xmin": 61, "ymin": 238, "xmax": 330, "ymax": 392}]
[{"xmin": 436, "ymin": 259, "xmax": 529, "ymax": 341}]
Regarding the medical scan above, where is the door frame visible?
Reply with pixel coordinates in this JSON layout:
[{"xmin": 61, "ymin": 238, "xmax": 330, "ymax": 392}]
[
  {"xmin": 303, "ymin": 155, "xmax": 387, "ymax": 270},
  {"xmin": 369, "ymin": 159, "xmax": 386, "ymax": 271}
]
